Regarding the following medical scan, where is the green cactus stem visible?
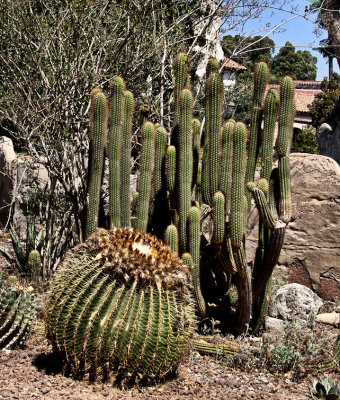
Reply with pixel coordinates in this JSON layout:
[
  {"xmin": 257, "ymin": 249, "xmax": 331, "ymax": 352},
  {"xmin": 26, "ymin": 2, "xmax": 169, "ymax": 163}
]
[
  {"xmin": 220, "ymin": 120, "xmax": 234, "ymax": 219},
  {"xmin": 27, "ymin": 249, "xmax": 41, "ymax": 282},
  {"xmin": 45, "ymin": 228, "xmax": 195, "ymax": 384},
  {"xmin": 108, "ymin": 76, "xmax": 126, "ymax": 228},
  {"xmin": 260, "ymin": 89, "xmax": 279, "ymax": 182},
  {"xmin": 178, "ymin": 89, "xmax": 193, "ymax": 252},
  {"xmin": 135, "ymin": 122, "xmax": 155, "ymax": 232},
  {"xmin": 120, "ymin": 90, "xmax": 135, "ymax": 228},
  {"xmin": 212, "ymin": 191, "xmax": 225, "ymax": 245},
  {"xmin": 206, "ymin": 72, "xmax": 223, "ymax": 203},
  {"xmin": 182, "ymin": 253, "xmax": 193, "ymax": 267},
  {"xmin": 192, "ymin": 118, "xmax": 201, "ymax": 190},
  {"xmin": 230, "ymin": 122, "xmax": 247, "ymax": 249},
  {"xmin": 86, "ymin": 89, "xmax": 108, "ymax": 238},
  {"xmin": 164, "ymin": 224, "xmax": 178, "ymax": 254},
  {"xmin": 206, "ymin": 57, "xmax": 220, "ymax": 77},
  {"xmin": 276, "ymin": 76, "xmax": 295, "ymax": 158},
  {"xmin": 188, "ymin": 206, "xmax": 207, "ymax": 318},
  {"xmin": 245, "ymin": 62, "xmax": 270, "ymax": 207}
]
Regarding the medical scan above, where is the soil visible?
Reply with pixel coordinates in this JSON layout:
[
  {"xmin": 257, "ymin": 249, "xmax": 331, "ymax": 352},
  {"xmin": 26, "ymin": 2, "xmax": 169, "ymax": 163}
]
[{"xmin": 0, "ymin": 321, "xmax": 339, "ymax": 400}]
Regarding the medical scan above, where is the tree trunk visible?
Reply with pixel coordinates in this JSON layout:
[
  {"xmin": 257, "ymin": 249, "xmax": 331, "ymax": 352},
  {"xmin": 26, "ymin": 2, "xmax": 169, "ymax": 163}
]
[{"xmin": 322, "ymin": 0, "xmax": 340, "ymax": 69}]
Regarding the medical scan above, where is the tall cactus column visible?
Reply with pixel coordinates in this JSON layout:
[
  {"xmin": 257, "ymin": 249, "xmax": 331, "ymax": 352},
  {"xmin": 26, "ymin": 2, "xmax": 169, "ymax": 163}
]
[
  {"xmin": 86, "ymin": 89, "xmax": 108, "ymax": 238},
  {"xmin": 178, "ymin": 89, "xmax": 193, "ymax": 252},
  {"xmin": 108, "ymin": 76, "xmax": 125, "ymax": 228},
  {"xmin": 120, "ymin": 90, "xmax": 135, "ymax": 228}
]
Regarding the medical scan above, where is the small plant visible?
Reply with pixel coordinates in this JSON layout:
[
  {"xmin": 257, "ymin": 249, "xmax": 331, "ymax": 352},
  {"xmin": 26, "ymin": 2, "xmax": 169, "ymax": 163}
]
[
  {"xmin": 0, "ymin": 223, "xmax": 43, "ymax": 279},
  {"xmin": 0, "ymin": 272, "xmax": 36, "ymax": 349},
  {"xmin": 311, "ymin": 377, "xmax": 340, "ymax": 399}
]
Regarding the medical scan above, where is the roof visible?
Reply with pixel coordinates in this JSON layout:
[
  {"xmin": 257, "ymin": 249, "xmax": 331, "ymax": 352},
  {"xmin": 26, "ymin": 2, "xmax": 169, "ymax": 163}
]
[
  {"xmin": 266, "ymin": 84, "xmax": 321, "ymax": 114},
  {"xmin": 222, "ymin": 59, "xmax": 247, "ymax": 71},
  {"xmin": 294, "ymin": 80, "xmax": 322, "ymax": 89}
]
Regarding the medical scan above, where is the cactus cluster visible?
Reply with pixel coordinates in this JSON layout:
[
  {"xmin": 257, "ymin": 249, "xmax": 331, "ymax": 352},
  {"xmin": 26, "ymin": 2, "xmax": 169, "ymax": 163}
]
[
  {"xmin": 0, "ymin": 272, "xmax": 36, "ymax": 349},
  {"xmin": 46, "ymin": 52, "xmax": 299, "ymax": 382}
]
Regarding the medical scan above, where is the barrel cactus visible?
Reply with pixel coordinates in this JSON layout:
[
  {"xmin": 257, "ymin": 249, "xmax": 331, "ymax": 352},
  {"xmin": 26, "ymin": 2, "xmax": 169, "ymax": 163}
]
[
  {"xmin": 45, "ymin": 228, "xmax": 195, "ymax": 384},
  {"xmin": 0, "ymin": 274, "xmax": 35, "ymax": 349}
]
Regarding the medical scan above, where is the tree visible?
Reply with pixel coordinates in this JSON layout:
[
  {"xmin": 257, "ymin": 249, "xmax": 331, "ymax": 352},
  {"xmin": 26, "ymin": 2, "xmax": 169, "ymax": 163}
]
[
  {"xmin": 271, "ymin": 41, "xmax": 317, "ymax": 81},
  {"xmin": 221, "ymin": 35, "xmax": 275, "ymax": 68},
  {"xmin": 308, "ymin": 72, "xmax": 340, "ymax": 128},
  {"xmin": 316, "ymin": 0, "xmax": 340, "ymax": 69}
]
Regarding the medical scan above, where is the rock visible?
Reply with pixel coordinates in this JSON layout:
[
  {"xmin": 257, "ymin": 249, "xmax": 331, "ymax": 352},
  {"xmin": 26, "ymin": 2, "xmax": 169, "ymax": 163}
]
[
  {"xmin": 268, "ymin": 283, "xmax": 323, "ymax": 330},
  {"xmin": 316, "ymin": 312, "xmax": 340, "ymax": 326},
  {"xmin": 316, "ymin": 99, "xmax": 340, "ymax": 165},
  {"xmin": 0, "ymin": 137, "xmax": 16, "ymax": 227},
  {"xmin": 247, "ymin": 153, "xmax": 340, "ymax": 301},
  {"xmin": 264, "ymin": 317, "xmax": 285, "ymax": 337},
  {"xmin": 0, "ymin": 136, "xmax": 49, "ymax": 234}
]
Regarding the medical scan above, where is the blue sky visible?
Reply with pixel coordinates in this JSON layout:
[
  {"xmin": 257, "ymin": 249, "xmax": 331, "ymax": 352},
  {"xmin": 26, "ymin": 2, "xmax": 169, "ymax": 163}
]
[{"xmin": 226, "ymin": 1, "xmax": 339, "ymax": 81}]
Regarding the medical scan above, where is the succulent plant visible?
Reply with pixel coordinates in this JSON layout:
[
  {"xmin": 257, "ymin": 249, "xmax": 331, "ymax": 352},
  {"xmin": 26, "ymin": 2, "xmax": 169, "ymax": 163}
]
[
  {"xmin": 45, "ymin": 228, "xmax": 195, "ymax": 384},
  {"xmin": 0, "ymin": 274, "xmax": 36, "ymax": 349},
  {"xmin": 0, "ymin": 223, "xmax": 43, "ymax": 278},
  {"xmin": 311, "ymin": 377, "xmax": 340, "ymax": 399}
]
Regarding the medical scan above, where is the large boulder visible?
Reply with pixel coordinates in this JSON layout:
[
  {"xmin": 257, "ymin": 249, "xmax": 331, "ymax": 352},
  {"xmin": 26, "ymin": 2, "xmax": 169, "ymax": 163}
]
[
  {"xmin": 0, "ymin": 137, "xmax": 16, "ymax": 227},
  {"xmin": 268, "ymin": 283, "xmax": 323, "ymax": 330},
  {"xmin": 247, "ymin": 153, "xmax": 340, "ymax": 301},
  {"xmin": 0, "ymin": 136, "xmax": 48, "ymax": 234}
]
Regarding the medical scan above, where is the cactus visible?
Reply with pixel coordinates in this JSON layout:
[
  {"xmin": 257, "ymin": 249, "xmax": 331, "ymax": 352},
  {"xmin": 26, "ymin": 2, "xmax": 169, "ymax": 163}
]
[
  {"xmin": 0, "ymin": 276, "xmax": 35, "ymax": 349},
  {"xmin": 45, "ymin": 228, "xmax": 195, "ymax": 384},
  {"xmin": 27, "ymin": 250, "xmax": 41, "ymax": 282},
  {"xmin": 108, "ymin": 76, "xmax": 126, "ymax": 228},
  {"xmin": 0, "ymin": 223, "xmax": 43, "ymax": 278},
  {"xmin": 245, "ymin": 62, "xmax": 270, "ymax": 207},
  {"xmin": 206, "ymin": 72, "xmax": 223, "ymax": 204},
  {"xmin": 164, "ymin": 224, "xmax": 178, "ymax": 253},
  {"xmin": 120, "ymin": 90, "xmax": 135, "ymax": 228},
  {"xmin": 86, "ymin": 89, "xmax": 108, "ymax": 237},
  {"xmin": 135, "ymin": 122, "xmax": 155, "ymax": 233},
  {"xmin": 178, "ymin": 89, "xmax": 193, "ymax": 252}
]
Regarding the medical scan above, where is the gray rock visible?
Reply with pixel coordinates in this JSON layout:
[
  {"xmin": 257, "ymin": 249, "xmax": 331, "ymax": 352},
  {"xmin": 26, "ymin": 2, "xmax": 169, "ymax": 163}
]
[
  {"xmin": 0, "ymin": 137, "xmax": 16, "ymax": 227},
  {"xmin": 269, "ymin": 283, "xmax": 323, "ymax": 330},
  {"xmin": 316, "ymin": 312, "xmax": 340, "ymax": 326},
  {"xmin": 264, "ymin": 317, "xmax": 285, "ymax": 337}
]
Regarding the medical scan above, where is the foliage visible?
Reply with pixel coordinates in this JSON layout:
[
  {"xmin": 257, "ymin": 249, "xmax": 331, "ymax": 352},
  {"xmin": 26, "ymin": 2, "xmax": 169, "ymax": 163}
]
[
  {"xmin": 270, "ymin": 41, "xmax": 317, "ymax": 82},
  {"xmin": 311, "ymin": 376, "xmax": 340, "ymax": 399},
  {"xmin": 308, "ymin": 73, "xmax": 340, "ymax": 128},
  {"xmin": 0, "ymin": 223, "xmax": 43, "ymax": 279},
  {"xmin": 221, "ymin": 35, "xmax": 275, "ymax": 82},
  {"xmin": 291, "ymin": 125, "xmax": 319, "ymax": 154}
]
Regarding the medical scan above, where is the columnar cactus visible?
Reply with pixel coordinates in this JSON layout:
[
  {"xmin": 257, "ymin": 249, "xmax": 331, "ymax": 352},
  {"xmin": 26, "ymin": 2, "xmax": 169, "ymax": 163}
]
[{"xmin": 108, "ymin": 76, "xmax": 126, "ymax": 228}]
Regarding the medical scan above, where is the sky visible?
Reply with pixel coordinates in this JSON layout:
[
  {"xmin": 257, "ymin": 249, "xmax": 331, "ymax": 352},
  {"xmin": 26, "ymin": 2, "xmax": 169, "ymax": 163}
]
[{"xmin": 226, "ymin": 1, "xmax": 339, "ymax": 81}]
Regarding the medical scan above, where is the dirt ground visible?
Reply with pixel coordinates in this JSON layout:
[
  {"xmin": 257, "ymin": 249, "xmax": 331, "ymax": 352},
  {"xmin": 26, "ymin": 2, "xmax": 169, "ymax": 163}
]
[{"xmin": 0, "ymin": 322, "xmax": 339, "ymax": 400}]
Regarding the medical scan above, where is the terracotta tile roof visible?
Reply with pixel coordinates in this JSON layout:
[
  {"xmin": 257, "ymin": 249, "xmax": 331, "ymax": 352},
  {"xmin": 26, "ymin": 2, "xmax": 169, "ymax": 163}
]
[
  {"xmin": 294, "ymin": 80, "xmax": 322, "ymax": 89},
  {"xmin": 223, "ymin": 59, "xmax": 247, "ymax": 71},
  {"xmin": 265, "ymin": 84, "xmax": 321, "ymax": 114}
]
